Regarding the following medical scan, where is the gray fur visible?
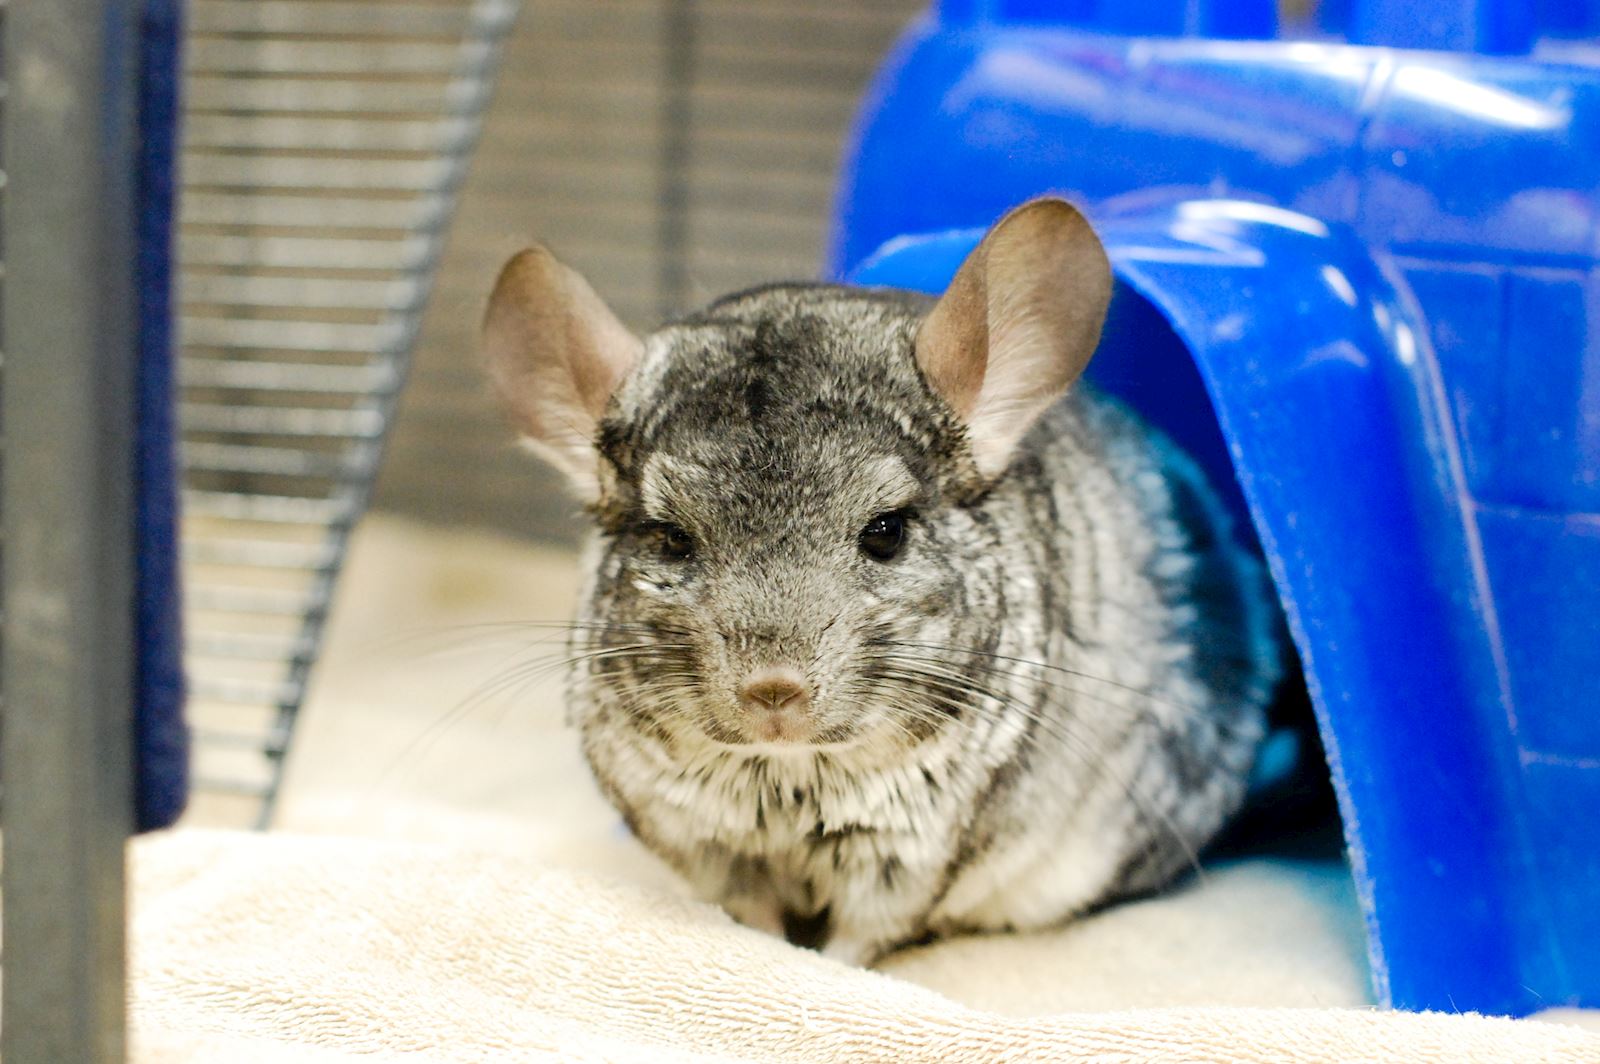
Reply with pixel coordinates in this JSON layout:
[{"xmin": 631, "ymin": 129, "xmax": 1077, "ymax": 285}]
[{"xmin": 539, "ymin": 278, "xmax": 1283, "ymax": 964}]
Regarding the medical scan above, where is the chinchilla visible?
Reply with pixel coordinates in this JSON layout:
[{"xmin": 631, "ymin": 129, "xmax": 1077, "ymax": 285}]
[{"xmin": 481, "ymin": 198, "xmax": 1283, "ymax": 964}]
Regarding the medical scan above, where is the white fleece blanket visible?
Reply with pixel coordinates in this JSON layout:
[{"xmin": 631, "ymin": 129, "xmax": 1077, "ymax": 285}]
[{"xmin": 128, "ymin": 830, "xmax": 1600, "ymax": 1063}]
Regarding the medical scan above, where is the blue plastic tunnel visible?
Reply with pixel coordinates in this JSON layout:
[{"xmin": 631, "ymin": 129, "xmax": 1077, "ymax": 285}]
[{"xmin": 831, "ymin": 0, "xmax": 1600, "ymax": 1017}]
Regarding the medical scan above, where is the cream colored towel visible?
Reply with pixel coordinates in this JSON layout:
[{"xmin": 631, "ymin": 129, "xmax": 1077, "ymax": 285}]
[{"xmin": 129, "ymin": 831, "xmax": 1600, "ymax": 1063}]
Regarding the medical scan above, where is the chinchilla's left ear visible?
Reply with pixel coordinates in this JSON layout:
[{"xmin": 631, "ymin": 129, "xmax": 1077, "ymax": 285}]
[
  {"xmin": 482, "ymin": 245, "xmax": 642, "ymax": 502},
  {"xmin": 913, "ymin": 197, "xmax": 1112, "ymax": 480}
]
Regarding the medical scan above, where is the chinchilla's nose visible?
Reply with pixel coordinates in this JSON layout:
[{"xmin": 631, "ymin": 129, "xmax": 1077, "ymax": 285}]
[{"xmin": 738, "ymin": 667, "xmax": 810, "ymax": 714}]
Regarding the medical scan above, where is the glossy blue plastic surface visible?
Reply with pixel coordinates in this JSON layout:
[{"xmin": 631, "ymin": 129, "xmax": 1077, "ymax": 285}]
[{"xmin": 830, "ymin": 0, "xmax": 1600, "ymax": 1018}]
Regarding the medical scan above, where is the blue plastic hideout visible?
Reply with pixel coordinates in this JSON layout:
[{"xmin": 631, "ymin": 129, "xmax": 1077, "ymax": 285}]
[{"xmin": 829, "ymin": 0, "xmax": 1600, "ymax": 1019}]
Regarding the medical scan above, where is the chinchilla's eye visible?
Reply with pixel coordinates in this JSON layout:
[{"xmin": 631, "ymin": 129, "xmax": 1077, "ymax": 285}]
[
  {"xmin": 654, "ymin": 522, "xmax": 694, "ymax": 561},
  {"xmin": 858, "ymin": 511, "xmax": 907, "ymax": 562}
]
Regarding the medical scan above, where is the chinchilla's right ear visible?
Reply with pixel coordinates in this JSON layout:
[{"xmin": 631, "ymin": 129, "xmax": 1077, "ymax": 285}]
[{"xmin": 483, "ymin": 246, "xmax": 643, "ymax": 501}]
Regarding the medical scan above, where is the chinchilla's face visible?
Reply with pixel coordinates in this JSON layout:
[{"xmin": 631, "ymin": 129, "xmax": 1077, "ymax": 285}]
[
  {"xmin": 584, "ymin": 291, "xmax": 973, "ymax": 747},
  {"xmin": 482, "ymin": 199, "xmax": 1111, "ymax": 752}
]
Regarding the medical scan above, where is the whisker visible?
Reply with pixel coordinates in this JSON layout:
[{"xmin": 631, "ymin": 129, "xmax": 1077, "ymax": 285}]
[
  {"xmin": 861, "ymin": 659, "xmax": 1207, "ymax": 883},
  {"xmin": 378, "ymin": 642, "xmax": 696, "ymax": 781},
  {"xmin": 871, "ymin": 650, "xmax": 1221, "ymax": 754},
  {"xmin": 881, "ymin": 639, "xmax": 1208, "ymax": 719},
  {"xmin": 368, "ymin": 618, "xmax": 694, "ymax": 659}
]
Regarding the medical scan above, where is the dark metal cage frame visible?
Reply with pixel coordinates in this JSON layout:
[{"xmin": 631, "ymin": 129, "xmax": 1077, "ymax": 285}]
[{"xmin": 2, "ymin": 4, "xmax": 146, "ymax": 1057}]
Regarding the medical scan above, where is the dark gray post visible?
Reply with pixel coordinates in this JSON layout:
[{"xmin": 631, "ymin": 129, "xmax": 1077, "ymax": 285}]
[{"xmin": 1, "ymin": 0, "xmax": 140, "ymax": 1060}]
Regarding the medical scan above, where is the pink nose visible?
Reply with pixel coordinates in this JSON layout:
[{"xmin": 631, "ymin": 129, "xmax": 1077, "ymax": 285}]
[{"xmin": 738, "ymin": 668, "xmax": 809, "ymax": 713}]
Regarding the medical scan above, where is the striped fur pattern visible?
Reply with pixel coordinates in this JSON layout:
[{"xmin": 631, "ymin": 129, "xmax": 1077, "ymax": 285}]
[{"xmin": 564, "ymin": 283, "xmax": 1280, "ymax": 963}]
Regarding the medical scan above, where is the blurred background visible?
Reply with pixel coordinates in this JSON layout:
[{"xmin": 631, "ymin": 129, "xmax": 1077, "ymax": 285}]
[
  {"xmin": 376, "ymin": 0, "xmax": 925, "ymax": 543},
  {"xmin": 183, "ymin": 0, "xmax": 927, "ymax": 828}
]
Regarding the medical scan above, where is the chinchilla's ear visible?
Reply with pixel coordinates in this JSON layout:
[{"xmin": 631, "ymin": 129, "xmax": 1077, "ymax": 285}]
[
  {"xmin": 483, "ymin": 246, "xmax": 643, "ymax": 501},
  {"xmin": 913, "ymin": 197, "xmax": 1112, "ymax": 481}
]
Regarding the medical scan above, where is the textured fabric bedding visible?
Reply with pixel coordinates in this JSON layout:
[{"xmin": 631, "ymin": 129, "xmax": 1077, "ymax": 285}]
[{"xmin": 127, "ymin": 829, "xmax": 1600, "ymax": 1063}]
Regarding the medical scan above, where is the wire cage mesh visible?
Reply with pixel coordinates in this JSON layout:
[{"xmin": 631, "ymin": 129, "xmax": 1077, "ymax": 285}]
[{"xmin": 178, "ymin": 0, "xmax": 516, "ymax": 828}]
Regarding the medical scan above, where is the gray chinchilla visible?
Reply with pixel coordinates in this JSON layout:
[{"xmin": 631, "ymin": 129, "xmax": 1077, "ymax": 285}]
[{"xmin": 482, "ymin": 198, "xmax": 1282, "ymax": 963}]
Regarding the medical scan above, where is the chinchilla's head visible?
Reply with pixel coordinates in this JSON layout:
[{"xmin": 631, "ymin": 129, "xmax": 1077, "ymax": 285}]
[{"xmin": 484, "ymin": 198, "xmax": 1112, "ymax": 751}]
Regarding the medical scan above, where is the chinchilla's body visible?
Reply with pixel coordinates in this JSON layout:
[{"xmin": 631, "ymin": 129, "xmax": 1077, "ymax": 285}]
[{"xmin": 484, "ymin": 200, "xmax": 1282, "ymax": 963}]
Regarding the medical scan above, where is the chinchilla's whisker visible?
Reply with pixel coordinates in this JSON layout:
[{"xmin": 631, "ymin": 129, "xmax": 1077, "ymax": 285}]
[
  {"xmin": 369, "ymin": 627, "xmax": 568, "ymax": 661},
  {"xmin": 861, "ymin": 685, "xmax": 1122, "ymax": 845},
  {"xmin": 868, "ymin": 653, "xmax": 1152, "ymax": 728},
  {"xmin": 372, "ymin": 619, "xmax": 689, "ymax": 658},
  {"xmin": 994, "ymin": 705, "xmax": 1209, "ymax": 884},
  {"xmin": 866, "ymin": 662, "xmax": 1207, "ymax": 883},
  {"xmin": 380, "ymin": 642, "xmax": 697, "ymax": 780},
  {"xmin": 522, "ymin": 647, "xmax": 700, "ymax": 701},
  {"xmin": 615, "ymin": 675, "xmax": 705, "ymax": 704},
  {"xmin": 870, "ymin": 659, "xmax": 1156, "ymax": 768},
  {"xmin": 421, "ymin": 654, "xmax": 698, "ymax": 768},
  {"xmin": 877, "ymin": 643, "xmax": 1206, "ymax": 720},
  {"xmin": 883, "ymin": 638, "xmax": 1176, "ymax": 696},
  {"xmin": 866, "ymin": 656, "xmax": 1002, "ymax": 701},
  {"xmin": 386, "ymin": 649, "xmax": 610, "ymax": 765},
  {"xmin": 462, "ymin": 642, "xmax": 694, "ymax": 691},
  {"xmin": 849, "ymin": 678, "xmax": 961, "ymax": 745},
  {"xmin": 479, "ymin": 645, "xmax": 698, "ymax": 729},
  {"xmin": 302, "ymin": 619, "xmax": 595, "ymax": 672},
  {"xmin": 376, "ymin": 680, "xmax": 519, "ymax": 784},
  {"xmin": 624, "ymin": 681, "xmax": 712, "ymax": 720},
  {"xmin": 857, "ymin": 666, "xmax": 1047, "ymax": 783}
]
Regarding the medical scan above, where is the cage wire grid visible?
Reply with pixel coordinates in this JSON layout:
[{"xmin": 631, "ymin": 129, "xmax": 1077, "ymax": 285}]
[{"xmin": 179, "ymin": 0, "xmax": 516, "ymax": 828}]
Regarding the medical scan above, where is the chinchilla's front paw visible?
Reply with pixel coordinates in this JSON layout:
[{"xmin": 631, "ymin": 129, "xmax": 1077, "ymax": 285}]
[
  {"xmin": 819, "ymin": 933, "xmax": 886, "ymax": 967},
  {"xmin": 720, "ymin": 893, "xmax": 786, "ymax": 938}
]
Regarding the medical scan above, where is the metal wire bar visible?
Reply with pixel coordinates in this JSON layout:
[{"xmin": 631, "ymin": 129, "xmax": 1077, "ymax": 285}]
[
  {"xmin": 186, "ymin": 584, "xmax": 319, "ymax": 617},
  {"xmin": 189, "ymin": 676, "xmax": 305, "ymax": 706},
  {"xmin": 186, "ymin": 38, "xmax": 495, "ymax": 76},
  {"xmin": 180, "ymin": 404, "xmax": 386, "ymax": 439},
  {"xmin": 187, "ymin": 630, "xmax": 316, "ymax": 661},
  {"xmin": 179, "ymin": 231, "xmax": 440, "ymax": 268},
  {"xmin": 185, "ymin": 76, "xmax": 492, "ymax": 114},
  {"xmin": 185, "ymin": 114, "xmax": 479, "ymax": 153},
  {"xmin": 179, "ymin": 271, "xmax": 430, "ymax": 309},
  {"xmin": 183, "ymin": 490, "xmax": 356, "ymax": 525},
  {"xmin": 192, "ymin": 3, "xmax": 475, "ymax": 37},
  {"xmin": 183, "ymin": 536, "xmax": 342, "ymax": 571},
  {"xmin": 180, "ymin": 0, "xmax": 518, "ymax": 828},
  {"xmin": 182, "ymin": 441, "xmax": 365, "ymax": 480},
  {"xmin": 179, "ymin": 321, "xmax": 411, "ymax": 359},
  {"xmin": 190, "ymin": 775, "xmax": 274, "ymax": 798}
]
